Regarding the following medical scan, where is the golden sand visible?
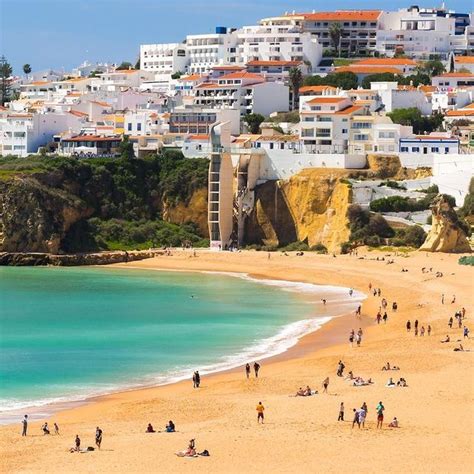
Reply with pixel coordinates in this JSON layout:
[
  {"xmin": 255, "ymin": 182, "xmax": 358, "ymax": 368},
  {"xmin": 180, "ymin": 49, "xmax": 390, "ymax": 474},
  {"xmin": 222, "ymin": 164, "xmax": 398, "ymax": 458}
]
[{"xmin": 1, "ymin": 250, "xmax": 473, "ymax": 473}]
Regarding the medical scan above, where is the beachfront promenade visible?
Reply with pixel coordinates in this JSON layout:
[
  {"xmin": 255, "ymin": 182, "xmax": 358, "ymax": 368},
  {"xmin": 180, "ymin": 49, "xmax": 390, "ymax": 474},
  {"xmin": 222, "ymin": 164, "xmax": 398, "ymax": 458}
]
[{"xmin": 1, "ymin": 250, "xmax": 472, "ymax": 473}]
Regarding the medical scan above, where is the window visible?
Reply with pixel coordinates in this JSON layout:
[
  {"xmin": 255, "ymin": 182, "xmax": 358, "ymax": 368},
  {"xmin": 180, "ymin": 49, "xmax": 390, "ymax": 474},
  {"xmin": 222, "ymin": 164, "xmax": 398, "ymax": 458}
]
[
  {"xmin": 431, "ymin": 147, "xmax": 439, "ymax": 153},
  {"xmin": 342, "ymin": 129, "xmax": 348, "ymax": 134},
  {"xmin": 412, "ymin": 146, "xmax": 420, "ymax": 152},
  {"xmin": 127, "ymin": 123, "xmax": 132, "ymax": 131},
  {"xmin": 354, "ymin": 134, "xmax": 369, "ymax": 141},
  {"xmin": 445, "ymin": 147, "xmax": 449, "ymax": 154},
  {"xmin": 137, "ymin": 123, "xmax": 142, "ymax": 131},
  {"xmin": 303, "ymin": 117, "xmax": 314, "ymax": 122}
]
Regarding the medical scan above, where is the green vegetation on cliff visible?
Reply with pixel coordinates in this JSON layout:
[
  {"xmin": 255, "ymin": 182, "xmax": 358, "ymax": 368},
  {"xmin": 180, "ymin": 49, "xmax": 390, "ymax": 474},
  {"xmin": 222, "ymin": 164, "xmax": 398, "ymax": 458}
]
[{"xmin": 0, "ymin": 152, "xmax": 209, "ymax": 253}]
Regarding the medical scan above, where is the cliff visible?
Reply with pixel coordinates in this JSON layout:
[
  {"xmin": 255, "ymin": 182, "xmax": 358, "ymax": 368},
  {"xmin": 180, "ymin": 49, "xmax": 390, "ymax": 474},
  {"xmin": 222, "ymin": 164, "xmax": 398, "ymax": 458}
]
[
  {"xmin": 367, "ymin": 154, "xmax": 431, "ymax": 180},
  {"xmin": 0, "ymin": 155, "xmax": 209, "ymax": 254},
  {"xmin": 420, "ymin": 194, "xmax": 471, "ymax": 253},
  {"xmin": 246, "ymin": 169, "xmax": 351, "ymax": 253}
]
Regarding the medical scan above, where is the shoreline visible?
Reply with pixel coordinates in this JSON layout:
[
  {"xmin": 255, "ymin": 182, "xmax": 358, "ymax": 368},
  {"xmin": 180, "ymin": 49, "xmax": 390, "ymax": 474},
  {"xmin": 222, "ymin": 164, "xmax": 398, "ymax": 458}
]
[
  {"xmin": 0, "ymin": 266, "xmax": 365, "ymax": 425},
  {"xmin": 1, "ymin": 249, "xmax": 472, "ymax": 473}
]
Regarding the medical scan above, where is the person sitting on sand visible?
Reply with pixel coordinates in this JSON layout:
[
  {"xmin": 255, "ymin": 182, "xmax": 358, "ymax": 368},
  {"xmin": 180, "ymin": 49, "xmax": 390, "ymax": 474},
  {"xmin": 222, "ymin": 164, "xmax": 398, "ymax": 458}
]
[
  {"xmin": 176, "ymin": 439, "xmax": 196, "ymax": 457},
  {"xmin": 345, "ymin": 370, "xmax": 354, "ymax": 380},
  {"xmin": 453, "ymin": 344, "xmax": 464, "ymax": 352},
  {"xmin": 42, "ymin": 422, "xmax": 50, "ymax": 435},
  {"xmin": 441, "ymin": 335, "xmax": 450, "ymax": 343},
  {"xmin": 166, "ymin": 420, "xmax": 176, "ymax": 432},
  {"xmin": 382, "ymin": 362, "xmax": 391, "ymax": 371},
  {"xmin": 386, "ymin": 378, "xmax": 395, "ymax": 387},
  {"xmin": 304, "ymin": 385, "xmax": 312, "ymax": 396},
  {"xmin": 296, "ymin": 387, "xmax": 306, "ymax": 396},
  {"xmin": 146, "ymin": 423, "xmax": 155, "ymax": 433},
  {"xmin": 388, "ymin": 417, "xmax": 399, "ymax": 428},
  {"xmin": 397, "ymin": 378, "xmax": 407, "ymax": 387}
]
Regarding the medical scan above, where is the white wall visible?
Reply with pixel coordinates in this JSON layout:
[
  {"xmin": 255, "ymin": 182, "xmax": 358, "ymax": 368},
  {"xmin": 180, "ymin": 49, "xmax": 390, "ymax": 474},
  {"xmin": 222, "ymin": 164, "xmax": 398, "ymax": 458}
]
[
  {"xmin": 252, "ymin": 82, "xmax": 289, "ymax": 115},
  {"xmin": 257, "ymin": 151, "xmax": 366, "ymax": 180}
]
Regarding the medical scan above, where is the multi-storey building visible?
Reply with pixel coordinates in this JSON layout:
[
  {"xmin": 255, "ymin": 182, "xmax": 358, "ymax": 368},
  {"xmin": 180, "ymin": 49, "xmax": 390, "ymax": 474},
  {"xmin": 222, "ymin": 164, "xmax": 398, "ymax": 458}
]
[
  {"xmin": 140, "ymin": 43, "xmax": 189, "ymax": 78},
  {"xmin": 261, "ymin": 10, "xmax": 381, "ymax": 57},
  {"xmin": 432, "ymin": 72, "xmax": 474, "ymax": 89},
  {"xmin": 299, "ymin": 96, "xmax": 363, "ymax": 153},
  {"xmin": 186, "ymin": 28, "xmax": 238, "ymax": 74},
  {"xmin": 194, "ymin": 71, "xmax": 289, "ymax": 116},
  {"xmin": 236, "ymin": 24, "xmax": 322, "ymax": 71},
  {"xmin": 376, "ymin": 6, "xmax": 457, "ymax": 59},
  {"xmin": 169, "ymin": 107, "xmax": 240, "ymax": 135}
]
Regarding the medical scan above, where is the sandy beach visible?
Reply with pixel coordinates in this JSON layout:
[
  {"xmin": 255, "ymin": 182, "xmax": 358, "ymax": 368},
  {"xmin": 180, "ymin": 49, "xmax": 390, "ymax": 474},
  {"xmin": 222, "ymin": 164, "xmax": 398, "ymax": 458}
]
[{"xmin": 1, "ymin": 249, "xmax": 473, "ymax": 473}]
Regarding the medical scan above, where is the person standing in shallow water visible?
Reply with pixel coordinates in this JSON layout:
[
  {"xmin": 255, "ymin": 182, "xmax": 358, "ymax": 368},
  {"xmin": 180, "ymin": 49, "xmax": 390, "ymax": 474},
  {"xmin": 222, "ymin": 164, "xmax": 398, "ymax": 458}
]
[
  {"xmin": 254, "ymin": 362, "xmax": 260, "ymax": 378},
  {"xmin": 245, "ymin": 363, "xmax": 251, "ymax": 379}
]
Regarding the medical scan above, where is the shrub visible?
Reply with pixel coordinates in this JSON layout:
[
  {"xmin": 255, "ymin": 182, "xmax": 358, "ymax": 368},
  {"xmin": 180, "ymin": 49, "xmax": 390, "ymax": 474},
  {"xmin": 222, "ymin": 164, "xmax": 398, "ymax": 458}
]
[
  {"xmin": 340, "ymin": 242, "xmax": 352, "ymax": 254},
  {"xmin": 310, "ymin": 243, "xmax": 328, "ymax": 254},
  {"xmin": 280, "ymin": 241, "xmax": 309, "ymax": 252},
  {"xmin": 459, "ymin": 256, "xmax": 474, "ymax": 266}
]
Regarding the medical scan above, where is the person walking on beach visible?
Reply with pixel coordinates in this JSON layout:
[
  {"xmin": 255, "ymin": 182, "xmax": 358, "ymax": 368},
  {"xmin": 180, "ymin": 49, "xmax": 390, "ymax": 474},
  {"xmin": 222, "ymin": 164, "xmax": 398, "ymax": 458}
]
[
  {"xmin": 358, "ymin": 406, "xmax": 367, "ymax": 428},
  {"xmin": 337, "ymin": 360, "xmax": 345, "ymax": 377},
  {"xmin": 349, "ymin": 288, "xmax": 353, "ymax": 297},
  {"xmin": 322, "ymin": 377, "xmax": 329, "ymax": 393},
  {"xmin": 352, "ymin": 408, "xmax": 360, "ymax": 429},
  {"xmin": 338, "ymin": 402, "xmax": 344, "ymax": 421},
  {"xmin": 383, "ymin": 312, "xmax": 388, "ymax": 324},
  {"xmin": 254, "ymin": 362, "xmax": 260, "ymax": 378},
  {"xmin": 441, "ymin": 294, "xmax": 444, "ymax": 304},
  {"xmin": 95, "ymin": 426, "xmax": 103, "ymax": 449},
  {"xmin": 428, "ymin": 324, "xmax": 432, "ymax": 336},
  {"xmin": 448, "ymin": 317, "xmax": 453, "ymax": 329},
  {"xmin": 21, "ymin": 415, "xmax": 28, "ymax": 437},
  {"xmin": 392, "ymin": 302, "xmax": 398, "ymax": 312},
  {"xmin": 356, "ymin": 333, "xmax": 361, "ymax": 347},
  {"xmin": 75, "ymin": 435, "xmax": 81, "ymax": 452},
  {"xmin": 376, "ymin": 401, "xmax": 385, "ymax": 429},
  {"xmin": 256, "ymin": 402, "xmax": 265, "ymax": 424},
  {"xmin": 54, "ymin": 423, "xmax": 59, "ymax": 435},
  {"xmin": 356, "ymin": 305, "xmax": 361, "ymax": 316},
  {"xmin": 192, "ymin": 371, "xmax": 198, "ymax": 388},
  {"xmin": 245, "ymin": 363, "xmax": 251, "ymax": 379},
  {"xmin": 414, "ymin": 320, "xmax": 419, "ymax": 331},
  {"xmin": 406, "ymin": 320, "xmax": 411, "ymax": 332},
  {"xmin": 464, "ymin": 326, "xmax": 469, "ymax": 339},
  {"xmin": 420, "ymin": 326, "xmax": 425, "ymax": 337},
  {"xmin": 196, "ymin": 371, "xmax": 201, "ymax": 387},
  {"xmin": 349, "ymin": 330, "xmax": 355, "ymax": 348},
  {"xmin": 376, "ymin": 311, "xmax": 382, "ymax": 324}
]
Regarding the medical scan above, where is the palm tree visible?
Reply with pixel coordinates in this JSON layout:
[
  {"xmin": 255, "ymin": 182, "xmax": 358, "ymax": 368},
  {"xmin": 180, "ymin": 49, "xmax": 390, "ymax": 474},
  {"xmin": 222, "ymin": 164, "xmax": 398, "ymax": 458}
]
[
  {"xmin": 329, "ymin": 23, "xmax": 342, "ymax": 57},
  {"xmin": 23, "ymin": 64, "xmax": 32, "ymax": 75},
  {"xmin": 288, "ymin": 67, "xmax": 303, "ymax": 111}
]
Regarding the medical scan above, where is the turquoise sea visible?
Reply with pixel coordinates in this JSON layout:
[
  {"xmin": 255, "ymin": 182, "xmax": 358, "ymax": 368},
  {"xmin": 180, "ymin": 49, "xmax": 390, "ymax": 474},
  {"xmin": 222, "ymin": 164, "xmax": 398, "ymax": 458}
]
[{"xmin": 0, "ymin": 266, "xmax": 363, "ymax": 422}]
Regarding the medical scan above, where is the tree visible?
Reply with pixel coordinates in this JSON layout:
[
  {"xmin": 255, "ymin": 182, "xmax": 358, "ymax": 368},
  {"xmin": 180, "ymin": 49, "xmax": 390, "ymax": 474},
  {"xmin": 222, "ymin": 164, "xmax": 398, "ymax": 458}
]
[
  {"xmin": 387, "ymin": 108, "xmax": 444, "ymax": 135},
  {"xmin": 329, "ymin": 23, "xmax": 342, "ymax": 57},
  {"xmin": 119, "ymin": 135, "xmax": 135, "ymax": 159},
  {"xmin": 116, "ymin": 61, "xmax": 133, "ymax": 70},
  {"xmin": 288, "ymin": 67, "xmax": 303, "ymax": 110},
  {"xmin": 243, "ymin": 113, "xmax": 265, "ymax": 134},
  {"xmin": 303, "ymin": 71, "xmax": 358, "ymax": 90},
  {"xmin": 0, "ymin": 55, "xmax": 12, "ymax": 106},
  {"xmin": 417, "ymin": 59, "xmax": 445, "ymax": 78},
  {"xmin": 361, "ymin": 73, "xmax": 397, "ymax": 89},
  {"xmin": 23, "ymin": 64, "xmax": 32, "ymax": 75},
  {"xmin": 171, "ymin": 71, "xmax": 182, "ymax": 80}
]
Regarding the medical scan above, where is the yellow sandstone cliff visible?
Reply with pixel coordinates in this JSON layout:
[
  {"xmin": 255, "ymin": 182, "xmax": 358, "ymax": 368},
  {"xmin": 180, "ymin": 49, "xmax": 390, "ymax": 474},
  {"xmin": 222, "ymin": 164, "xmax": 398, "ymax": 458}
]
[{"xmin": 246, "ymin": 169, "xmax": 352, "ymax": 253}]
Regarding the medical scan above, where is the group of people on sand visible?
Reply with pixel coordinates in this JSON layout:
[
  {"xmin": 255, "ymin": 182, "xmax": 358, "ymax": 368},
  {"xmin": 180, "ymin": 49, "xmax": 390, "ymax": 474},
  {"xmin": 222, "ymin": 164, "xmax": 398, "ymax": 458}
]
[
  {"xmin": 349, "ymin": 328, "xmax": 363, "ymax": 347},
  {"xmin": 176, "ymin": 438, "xmax": 210, "ymax": 458},
  {"xmin": 69, "ymin": 427, "xmax": 103, "ymax": 453},
  {"xmin": 245, "ymin": 362, "xmax": 261, "ymax": 378},
  {"xmin": 406, "ymin": 319, "xmax": 431, "ymax": 337},
  {"xmin": 296, "ymin": 386, "xmax": 316, "ymax": 397},
  {"xmin": 146, "ymin": 420, "xmax": 175, "ymax": 433},
  {"xmin": 350, "ymin": 401, "xmax": 395, "ymax": 429},
  {"xmin": 381, "ymin": 362, "xmax": 400, "ymax": 371},
  {"xmin": 386, "ymin": 377, "xmax": 407, "ymax": 387}
]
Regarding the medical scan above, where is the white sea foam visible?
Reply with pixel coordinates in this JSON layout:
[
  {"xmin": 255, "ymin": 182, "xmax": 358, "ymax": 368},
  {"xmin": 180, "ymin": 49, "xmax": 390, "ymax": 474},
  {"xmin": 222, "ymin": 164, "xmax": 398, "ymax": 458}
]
[{"xmin": 0, "ymin": 270, "xmax": 365, "ymax": 424}]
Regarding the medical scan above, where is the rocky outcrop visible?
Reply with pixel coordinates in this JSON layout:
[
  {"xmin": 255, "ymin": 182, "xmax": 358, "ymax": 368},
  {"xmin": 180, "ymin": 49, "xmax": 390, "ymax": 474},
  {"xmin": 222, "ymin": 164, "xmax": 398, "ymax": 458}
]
[
  {"xmin": 367, "ymin": 154, "xmax": 431, "ymax": 180},
  {"xmin": 246, "ymin": 169, "xmax": 352, "ymax": 253},
  {"xmin": 0, "ymin": 177, "xmax": 93, "ymax": 254},
  {"xmin": 162, "ymin": 188, "xmax": 209, "ymax": 236},
  {"xmin": 0, "ymin": 250, "xmax": 159, "ymax": 266},
  {"xmin": 420, "ymin": 194, "xmax": 471, "ymax": 253}
]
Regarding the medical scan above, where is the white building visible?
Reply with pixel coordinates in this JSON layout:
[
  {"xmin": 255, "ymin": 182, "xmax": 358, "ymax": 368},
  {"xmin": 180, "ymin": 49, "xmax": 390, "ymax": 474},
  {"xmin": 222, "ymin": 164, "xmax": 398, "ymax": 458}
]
[
  {"xmin": 348, "ymin": 114, "xmax": 412, "ymax": 154},
  {"xmin": 299, "ymin": 96, "xmax": 363, "ymax": 153},
  {"xmin": 194, "ymin": 71, "xmax": 289, "ymax": 116},
  {"xmin": 140, "ymin": 43, "xmax": 189, "ymax": 81},
  {"xmin": 453, "ymin": 56, "xmax": 474, "ymax": 74},
  {"xmin": 186, "ymin": 28, "xmax": 238, "ymax": 74},
  {"xmin": 236, "ymin": 24, "xmax": 322, "ymax": 72},
  {"xmin": 169, "ymin": 107, "xmax": 241, "ymax": 135},
  {"xmin": 432, "ymin": 72, "xmax": 474, "ymax": 89},
  {"xmin": 0, "ymin": 111, "xmax": 84, "ymax": 157},
  {"xmin": 376, "ymin": 6, "xmax": 456, "ymax": 59},
  {"xmin": 399, "ymin": 133, "xmax": 460, "ymax": 154},
  {"xmin": 370, "ymin": 82, "xmax": 432, "ymax": 115},
  {"xmin": 260, "ymin": 10, "xmax": 381, "ymax": 57}
]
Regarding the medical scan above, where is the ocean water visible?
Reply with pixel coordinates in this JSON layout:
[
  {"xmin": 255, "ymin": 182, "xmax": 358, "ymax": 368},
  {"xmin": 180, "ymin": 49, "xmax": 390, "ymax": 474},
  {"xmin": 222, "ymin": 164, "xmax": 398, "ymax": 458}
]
[{"xmin": 0, "ymin": 266, "xmax": 364, "ymax": 421}]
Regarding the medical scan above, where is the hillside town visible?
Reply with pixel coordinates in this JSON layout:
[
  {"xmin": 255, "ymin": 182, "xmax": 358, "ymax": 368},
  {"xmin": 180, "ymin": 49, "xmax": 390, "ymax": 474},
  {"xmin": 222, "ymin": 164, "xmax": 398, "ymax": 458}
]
[{"xmin": 0, "ymin": 5, "xmax": 473, "ymax": 251}]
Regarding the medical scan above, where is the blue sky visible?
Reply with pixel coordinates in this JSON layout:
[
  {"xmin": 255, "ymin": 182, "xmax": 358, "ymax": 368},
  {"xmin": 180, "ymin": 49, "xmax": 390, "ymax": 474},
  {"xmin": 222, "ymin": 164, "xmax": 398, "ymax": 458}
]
[{"xmin": 1, "ymin": 0, "xmax": 472, "ymax": 74}]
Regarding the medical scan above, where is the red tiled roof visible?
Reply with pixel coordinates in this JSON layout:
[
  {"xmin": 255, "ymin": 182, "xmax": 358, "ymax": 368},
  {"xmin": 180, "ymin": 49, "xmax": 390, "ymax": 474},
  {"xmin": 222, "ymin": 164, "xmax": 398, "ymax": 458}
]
[
  {"xmin": 247, "ymin": 60, "xmax": 302, "ymax": 67},
  {"xmin": 289, "ymin": 10, "xmax": 381, "ymax": 21},
  {"xmin": 219, "ymin": 71, "xmax": 265, "ymax": 81},
  {"xmin": 354, "ymin": 58, "xmax": 417, "ymax": 66},
  {"xmin": 446, "ymin": 109, "xmax": 474, "ymax": 116},
  {"xmin": 63, "ymin": 135, "xmax": 121, "ymax": 142},
  {"xmin": 188, "ymin": 134, "xmax": 209, "ymax": 141},
  {"xmin": 454, "ymin": 56, "xmax": 474, "ymax": 64},
  {"xmin": 434, "ymin": 73, "xmax": 474, "ymax": 78},
  {"xmin": 299, "ymin": 85, "xmax": 337, "ymax": 94},
  {"xmin": 335, "ymin": 105, "xmax": 362, "ymax": 115},
  {"xmin": 68, "ymin": 110, "xmax": 89, "ymax": 117},
  {"xmin": 306, "ymin": 97, "xmax": 347, "ymax": 104},
  {"xmin": 336, "ymin": 66, "xmax": 402, "ymax": 74}
]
